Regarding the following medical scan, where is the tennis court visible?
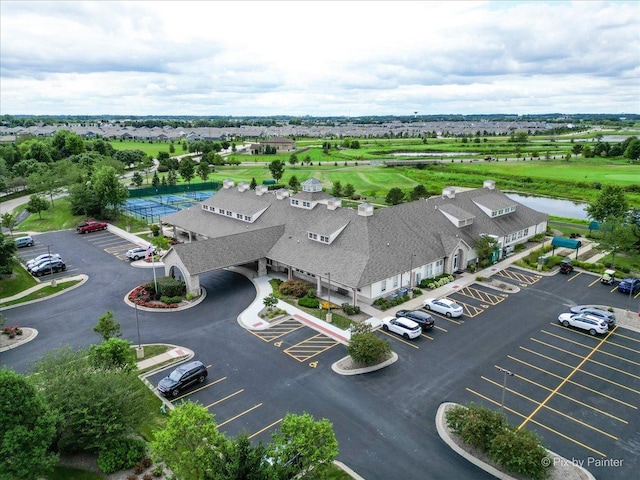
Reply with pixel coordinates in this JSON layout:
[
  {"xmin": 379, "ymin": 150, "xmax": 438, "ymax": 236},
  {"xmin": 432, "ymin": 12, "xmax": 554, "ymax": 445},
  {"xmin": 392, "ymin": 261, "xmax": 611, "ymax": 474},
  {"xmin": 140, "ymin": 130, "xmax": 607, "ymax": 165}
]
[{"xmin": 123, "ymin": 191, "xmax": 214, "ymax": 223}]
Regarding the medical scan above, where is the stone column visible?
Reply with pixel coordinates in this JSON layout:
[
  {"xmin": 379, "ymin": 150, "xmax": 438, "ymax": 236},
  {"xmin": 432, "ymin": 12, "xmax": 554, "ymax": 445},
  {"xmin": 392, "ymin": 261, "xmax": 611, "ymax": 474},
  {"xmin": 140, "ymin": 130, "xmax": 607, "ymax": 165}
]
[
  {"xmin": 316, "ymin": 276, "xmax": 322, "ymax": 297},
  {"xmin": 257, "ymin": 258, "xmax": 267, "ymax": 277}
]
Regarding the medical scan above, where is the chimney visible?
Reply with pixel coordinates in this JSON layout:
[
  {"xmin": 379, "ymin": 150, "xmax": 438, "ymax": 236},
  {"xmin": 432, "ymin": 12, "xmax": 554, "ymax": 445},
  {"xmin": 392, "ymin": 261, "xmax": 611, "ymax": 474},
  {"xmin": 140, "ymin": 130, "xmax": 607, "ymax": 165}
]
[
  {"xmin": 223, "ymin": 178, "xmax": 235, "ymax": 189},
  {"xmin": 237, "ymin": 181, "xmax": 249, "ymax": 192},
  {"xmin": 483, "ymin": 179, "xmax": 496, "ymax": 190},
  {"xmin": 442, "ymin": 186, "xmax": 456, "ymax": 198},
  {"xmin": 327, "ymin": 197, "xmax": 342, "ymax": 210},
  {"xmin": 275, "ymin": 188, "xmax": 290, "ymax": 200},
  {"xmin": 255, "ymin": 184, "xmax": 268, "ymax": 196},
  {"xmin": 358, "ymin": 202, "xmax": 373, "ymax": 217}
]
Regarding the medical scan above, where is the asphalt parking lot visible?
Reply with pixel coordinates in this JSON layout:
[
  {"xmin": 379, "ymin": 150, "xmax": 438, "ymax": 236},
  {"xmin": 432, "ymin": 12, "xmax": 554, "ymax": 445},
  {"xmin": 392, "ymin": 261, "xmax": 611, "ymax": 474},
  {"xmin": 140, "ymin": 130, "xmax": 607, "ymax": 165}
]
[{"xmin": 4, "ymin": 232, "xmax": 639, "ymax": 479}]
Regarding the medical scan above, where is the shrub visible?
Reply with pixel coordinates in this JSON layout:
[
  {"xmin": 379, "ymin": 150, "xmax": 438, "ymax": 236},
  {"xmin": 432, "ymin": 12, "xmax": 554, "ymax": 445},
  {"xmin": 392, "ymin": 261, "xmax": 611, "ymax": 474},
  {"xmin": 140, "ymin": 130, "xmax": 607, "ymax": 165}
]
[
  {"xmin": 149, "ymin": 224, "xmax": 160, "ymax": 237},
  {"xmin": 185, "ymin": 292, "xmax": 195, "ymax": 300},
  {"xmin": 97, "ymin": 437, "xmax": 147, "ymax": 474},
  {"xmin": 412, "ymin": 288, "xmax": 422, "ymax": 296},
  {"xmin": 372, "ymin": 295, "xmax": 409, "ymax": 310},
  {"xmin": 489, "ymin": 425, "xmax": 549, "ymax": 480},
  {"xmin": 160, "ymin": 296, "xmax": 182, "ymax": 305},
  {"xmin": 298, "ymin": 297, "xmax": 320, "ymax": 308},
  {"xmin": 278, "ymin": 279, "xmax": 314, "ymax": 298},
  {"xmin": 341, "ymin": 303, "xmax": 361, "ymax": 315},
  {"xmin": 446, "ymin": 403, "xmax": 505, "ymax": 452},
  {"xmin": 348, "ymin": 323, "xmax": 391, "ymax": 366},
  {"xmin": 153, "ymin": 276, "xmax": 186, "ymax": 297},
  {"xmin": 152, "ymin": 465, "xmax": 164, "ymax": 477},
  {"xmin": 419, "ymin": 274, "xmax": 454, "ymax": 289}
]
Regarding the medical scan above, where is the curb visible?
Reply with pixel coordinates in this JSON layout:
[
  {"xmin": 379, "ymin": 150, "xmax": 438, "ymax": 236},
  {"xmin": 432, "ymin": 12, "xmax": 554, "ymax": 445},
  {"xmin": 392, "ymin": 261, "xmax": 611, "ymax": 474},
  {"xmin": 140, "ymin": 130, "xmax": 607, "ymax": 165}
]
[
  {"xmin": 0, "ymin": 274, "xmax": 89, "ymax": 310},
  {"xmin": 123, "ymin": 286, "xmax": 208, "ymax": 313},
  {"xmin": 331, "ymin": 352, "xmax": 398, "ymax": 376},
  {"xmin": 0, "ymin": 327, "xmax": 38, "ymax": 352}
]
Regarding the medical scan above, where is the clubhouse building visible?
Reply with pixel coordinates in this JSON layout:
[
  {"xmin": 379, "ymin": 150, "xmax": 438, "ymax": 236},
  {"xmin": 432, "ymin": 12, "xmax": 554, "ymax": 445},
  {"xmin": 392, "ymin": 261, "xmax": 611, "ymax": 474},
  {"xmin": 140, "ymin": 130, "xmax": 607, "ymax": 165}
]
[{"xmin": 161, "ymin": 178, "xmax": 548, "ymax": 305}]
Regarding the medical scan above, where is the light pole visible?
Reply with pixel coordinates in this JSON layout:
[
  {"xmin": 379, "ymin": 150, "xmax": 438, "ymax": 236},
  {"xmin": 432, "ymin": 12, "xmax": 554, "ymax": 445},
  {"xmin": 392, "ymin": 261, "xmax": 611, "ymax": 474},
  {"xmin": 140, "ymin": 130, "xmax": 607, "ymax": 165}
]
[
  {"xmin": 134, "ymin": 298, "xmax": 144, "ymax": 359},
  {"xmin": 46, "ymin": 244, "xmax": 55, "ymax": 287},
  {"xmin": 325, "ymin": 272, "xmax": 332, "ymax": 323},
  {"xmin": 496, "ymin": 366, "xmax": 514, "ymax": 414},
  {"xmin": 409, "ymin": 253, "xmax": 415, "ymax": 290}
]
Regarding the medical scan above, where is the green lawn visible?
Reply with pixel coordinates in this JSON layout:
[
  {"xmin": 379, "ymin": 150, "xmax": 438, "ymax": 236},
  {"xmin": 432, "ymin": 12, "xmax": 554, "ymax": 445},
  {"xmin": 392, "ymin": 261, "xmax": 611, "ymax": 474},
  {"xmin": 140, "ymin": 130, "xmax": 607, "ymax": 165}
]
[
  {"xmin": 111, "ymin": 139, "xmax": 184, "ymax": 157},
  {"xmin": 13, "ymin": 197, "xmax": 86, "ymax": 232},
  {"xmin": 0, "ymin": 280, "xmax": 81, "ymax": 307},
  {"xmin": 0, "ymin": 265, "xmax": 38, "ymax": 298}
]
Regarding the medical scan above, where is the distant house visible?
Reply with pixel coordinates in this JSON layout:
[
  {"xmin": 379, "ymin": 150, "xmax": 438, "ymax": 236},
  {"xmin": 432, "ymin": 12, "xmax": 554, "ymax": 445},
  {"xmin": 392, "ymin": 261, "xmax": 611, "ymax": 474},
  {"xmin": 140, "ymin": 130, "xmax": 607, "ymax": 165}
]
[
  {"xmin": 160, "ymin": 179, "xmax": 548, "ymax": 304},
  {"xmin": 250, "ymin": 137, "xmax": 296, "ymax": 154}
]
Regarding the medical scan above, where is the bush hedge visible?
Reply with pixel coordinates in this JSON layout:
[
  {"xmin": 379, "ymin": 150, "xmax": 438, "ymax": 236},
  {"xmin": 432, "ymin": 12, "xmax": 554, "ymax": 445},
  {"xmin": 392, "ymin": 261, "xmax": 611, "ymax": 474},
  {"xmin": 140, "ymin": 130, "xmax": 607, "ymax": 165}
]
[
  {"xmin": 348, "ymin": 323, "xmax": 391, "ymax": 366},
  {"xmin": 147, "ymin": 276, "xmax": 185, "ymax": 297},
  {"xmin": 97, "ymin": 437, "xmax": 147, "ymax": 474},
  {"xmin": 160, "ymin": 295, "xmax": 182, "ymax": 305},
  {"xmin": 278, "ymin": 279, "xmax": 314, "ymax": 298},
  {"xmin": 341, "ymin": 303, "xmax": 361, "ymax": 315},
  {"xmin": 446, "ymin": 403, "xmax": 549, "ymax": 480},
  {"xmin": 419, "ymin": 274, "xmax": 454, "ymax": 289},
  {"xmin": 298, "ymin": 296, "xmax": 320, "ymax": 308},
  {"xmin": 373, "ymin": 295, "xmax": 409, "ymax": 311}
]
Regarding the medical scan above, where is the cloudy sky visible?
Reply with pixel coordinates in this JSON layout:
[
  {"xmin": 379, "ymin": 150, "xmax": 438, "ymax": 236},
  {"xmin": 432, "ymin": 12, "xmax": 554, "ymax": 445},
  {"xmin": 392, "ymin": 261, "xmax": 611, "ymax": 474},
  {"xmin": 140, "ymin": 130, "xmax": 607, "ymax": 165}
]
[{"xmin": 1, "ymin": 1, "xmax": 638, "ymax": 116}]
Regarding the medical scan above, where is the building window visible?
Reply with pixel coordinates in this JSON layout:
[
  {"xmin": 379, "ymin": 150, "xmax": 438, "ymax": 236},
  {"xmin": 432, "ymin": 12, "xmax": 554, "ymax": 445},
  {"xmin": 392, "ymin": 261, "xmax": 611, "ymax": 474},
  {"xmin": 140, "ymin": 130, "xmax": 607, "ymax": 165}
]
[
  {"xmin": 320, "ymin": 235, "xmax": 329, "ymax": 243},
  {"xmin": 227, "ymin": 210, "xmax": 233, "ymax": 216},
  {"xmin": 492, "ymin": 211, "xmax": 497, "ymax": 217},
  {"xmin": 244, "ymin": 215, "xmax": 251, "ymax": 221},
  {"xmin": 381, "ymin": 279, "xmax": 387, "ymax": 292},
  {"xmin": 392, "ymin": 276, "xmax": 398, "ymax": 288},
  {"xmin": 517, "ymin": 230, "xmax": 523, "ymax": 238},
  {"xmin": 303, "ymin": 201, "xmax": 311, "ymax": 208},
  {"xmin": 308, "ymin": 232, "xmax": 318, "ymax": 240},
  {"xmin": 236, "ymin": 213, "xmax": 243, "ymax": 219},
  {"xmin": 524, "ymin": 228, "xmax": 529, "ymax": 236},
  {"xmin": 291, "ymin": 199, "xmax": 299, "ymax": 206}
]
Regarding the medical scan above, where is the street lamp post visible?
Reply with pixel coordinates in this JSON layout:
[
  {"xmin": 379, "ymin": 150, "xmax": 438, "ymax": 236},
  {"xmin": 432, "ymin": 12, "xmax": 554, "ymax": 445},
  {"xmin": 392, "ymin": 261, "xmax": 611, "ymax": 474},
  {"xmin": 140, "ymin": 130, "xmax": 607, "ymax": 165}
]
[
  {"xmin": 47, "ymin": 244, "xmax": 55, "ymax": 287},
  {"xmin": 409, "ymin": 254, "xmax": 415, "ymax": 290},
  {"xmin": 134, "ymin": 298, "xmax": 144, "ymax": 359},
  {"xmin": 325, "ymin": 272, "xmax": 332, "ymax": 324},
  {"xmin": 496, "ymin": 366, "xmax": 514, "ymax": 414}
]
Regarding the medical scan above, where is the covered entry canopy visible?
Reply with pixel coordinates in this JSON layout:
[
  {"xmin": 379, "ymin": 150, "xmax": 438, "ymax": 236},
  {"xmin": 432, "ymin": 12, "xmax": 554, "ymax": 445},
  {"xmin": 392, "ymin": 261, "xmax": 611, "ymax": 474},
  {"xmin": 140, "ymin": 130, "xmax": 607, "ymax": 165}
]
[{"xmin": 551, "ymin": 236, "xmax": 582, "ymax": 259}]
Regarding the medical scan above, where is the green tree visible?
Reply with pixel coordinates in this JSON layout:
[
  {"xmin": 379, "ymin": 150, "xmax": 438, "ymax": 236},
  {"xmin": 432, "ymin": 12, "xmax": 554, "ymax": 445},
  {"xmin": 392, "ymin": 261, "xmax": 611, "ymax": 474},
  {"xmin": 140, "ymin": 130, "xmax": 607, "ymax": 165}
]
[
  {"xmin": 0, "ymin": 232, "xmax": 18, "ymax": 274},
  {"xmin": 585, "ymin": 185, "xmax": 629, "ymax": 223},
  {"xmin": 93, "ymin": 165, "xmax": 129, "ymax": 218},
  {"xmin": 88, "ymin": 338, "xmax": 135, "ymax": 371},
  {"xmin": 196, "ymin": 160, "xmax": 210, "ymax": 182},
  {"xmin": 169, "ymin": 143, "xmax": 175, "ymax": 154},
  {"xmin": 167, "ymin": 169, "xmax": 177, "ymax": 186},
  {"xmin": 269, "ymin": 412, "xmax": 338, "ymax": 478},
  {"xmin": 623, "ymin": 137, "xmax": 640, "ymax": 162},
  {"xmin": 409, "ymin": 184, "xmax": 428, "ymax": 201},
  {"xmin": 268, "ymin": 160, "xmax": 285, "ymax": 183},
  {"xmin": 1, "ymin": 212, "xmax": 17, "ymax": 237},
  {"xmin": 347, "ymin": 322, "xmax": 391, "ymax": 366},
  {"xmin": 0, "ymin": 368, "xmax": 58, "ymax": 480},
  {"xmin": 250, "ymin": 177, "xmax": 257, "ymax": 190},
  {"xmin": 344, "ymin": 183, "xmax": 355, "ymax": 198},
  {"xmin": 263, "ymin": 293, "xmax": 278, "ymax": 311},
  {"xmin": 152, "ymin": 171, "xmax": 160, "ymax": 187},
  {"xmin": 385, "ymin": 187, "xmax": 405, "ymax": 205},
  {"xmin": 25, "ymin": 194, "xmax": 49, "ymax": 220},
  {"xmin": 93, "ymin": 310, "xmax": 122, "ymax": 341},
  {"xmin": 288, "ymin": 153, "xmax": 298, "ymax": 166},
  {"xmin": 288, "ymin": 175, "xmax": 300, "ymax": 192},
  {"xmin": 597, "ymin": 217, "xmax": 639, "ymax": 267},
  {"xmin": 30, "ymin": 346, "xmax": 147, "ymax": 454},
  {"xmin": 131, "ymin": 171, "xmax": 143, "ymax": 187},
  {"xmin": 475, "ymin": 235, "xmax": 499, "ymax": 264},
  {"xmin": 332, "ymin": 181, "xmax": 343, "ymax": 197},
  {"xmin": 178, "ymin": 157, "xmax": 196, "ymax": 184},
  {"xmin": 151, "ymin": 401, "xmax": 230, "ymax": 480}
]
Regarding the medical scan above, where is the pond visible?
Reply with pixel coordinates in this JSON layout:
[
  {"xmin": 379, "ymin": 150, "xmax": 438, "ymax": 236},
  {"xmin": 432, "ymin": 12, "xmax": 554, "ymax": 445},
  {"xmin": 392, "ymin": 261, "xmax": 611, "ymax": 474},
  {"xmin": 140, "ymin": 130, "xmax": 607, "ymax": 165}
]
[{"xmin": 505, "ymin": 193, "xmax": 588, "ymax": 220}]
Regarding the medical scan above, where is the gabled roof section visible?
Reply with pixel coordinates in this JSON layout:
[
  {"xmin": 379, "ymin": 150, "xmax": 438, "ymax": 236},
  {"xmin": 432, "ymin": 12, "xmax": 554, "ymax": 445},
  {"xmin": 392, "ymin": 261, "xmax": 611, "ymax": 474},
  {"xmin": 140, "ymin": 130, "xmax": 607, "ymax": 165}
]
[
  {"xmin": 203, "ymin": 191, "xmax": 271, "ymax": 218},
  {"xmin": 473, "ymin": 193, "xmax": 517, "ymax": 212},
  {"xmin": 437, "ymin": 203, "xmax": 475, "ymax": 227}
]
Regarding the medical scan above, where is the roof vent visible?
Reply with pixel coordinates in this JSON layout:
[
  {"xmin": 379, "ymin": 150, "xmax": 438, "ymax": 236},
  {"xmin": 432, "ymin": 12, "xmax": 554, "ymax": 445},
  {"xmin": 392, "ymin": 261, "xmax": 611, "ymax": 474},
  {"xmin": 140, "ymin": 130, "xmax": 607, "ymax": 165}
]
[
  {"xmin": 223, "ymin": 178, "xmax": 235, "ymax": 189},
  {"xmin": 255, "ymin": 184, "xmax": 268, "ymax": 196},
  {"xmin": 442, "ymin": 187, "xmax": 456, "ymax": 198},
  {"xmin": 483, "ymin": 179, "xmax": 496, "ymax": 190},
  {"xmin": 237, "ymin": 181, "xmax": 250, "ymax": 192},
  {"xmin": 327, "ymin": 197, "xmax": 342, "ymax": 210},
  {"xmin": 275, "ymin": 188, "xmax": 290, "ymax": 200},
  {"xmin": 358, "ymin": 202, "xmax": 374, "ymax": 217}
]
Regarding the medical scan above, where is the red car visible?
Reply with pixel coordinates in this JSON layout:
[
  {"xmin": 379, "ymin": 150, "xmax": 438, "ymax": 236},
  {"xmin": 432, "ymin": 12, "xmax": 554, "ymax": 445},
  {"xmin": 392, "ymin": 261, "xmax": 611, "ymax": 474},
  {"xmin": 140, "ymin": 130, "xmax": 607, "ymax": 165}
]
[{"xmin": 76, "ymin": 220, "xmax": 108, "ymax": 233}]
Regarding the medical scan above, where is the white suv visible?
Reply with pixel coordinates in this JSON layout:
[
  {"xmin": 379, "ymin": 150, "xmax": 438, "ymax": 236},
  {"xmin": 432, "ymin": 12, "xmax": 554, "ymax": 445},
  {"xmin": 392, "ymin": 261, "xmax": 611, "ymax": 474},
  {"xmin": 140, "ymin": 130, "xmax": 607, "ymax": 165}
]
[
  {"xmin": 381, "ymin": 316, "xmax": 422, "ymax": 339},
  {"xmin": 558, "ymin": 313, "xmax": 608, "ymax": 335}
]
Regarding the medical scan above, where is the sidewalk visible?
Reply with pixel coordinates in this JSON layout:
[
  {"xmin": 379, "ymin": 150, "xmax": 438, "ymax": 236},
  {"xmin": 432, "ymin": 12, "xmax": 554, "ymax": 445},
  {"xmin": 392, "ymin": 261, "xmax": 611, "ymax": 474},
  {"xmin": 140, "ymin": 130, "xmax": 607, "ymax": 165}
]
[
  {"xmin": 0, "ymin": 274, "xmax": 88, "ymax": 309},
  {"xmin": 136, "ymin": 345, "xmax": 194, "ymax": 370}
]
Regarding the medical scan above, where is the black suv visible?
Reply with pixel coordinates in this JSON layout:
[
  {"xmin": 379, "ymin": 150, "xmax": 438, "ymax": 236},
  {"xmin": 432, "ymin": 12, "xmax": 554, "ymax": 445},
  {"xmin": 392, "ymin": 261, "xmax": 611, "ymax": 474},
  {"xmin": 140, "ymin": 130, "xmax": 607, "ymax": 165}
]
[
  {"xmin": 395, "ymin": 309, "xmax": 435, "ymax": 330},
  {"xmin": 157, "ymin": 360, "xmax": 208, "ymax": 397}
]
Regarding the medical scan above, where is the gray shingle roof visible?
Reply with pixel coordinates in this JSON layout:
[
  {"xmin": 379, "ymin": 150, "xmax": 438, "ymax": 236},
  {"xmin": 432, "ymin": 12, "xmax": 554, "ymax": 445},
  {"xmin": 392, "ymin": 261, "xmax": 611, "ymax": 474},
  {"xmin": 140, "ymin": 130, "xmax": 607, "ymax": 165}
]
[{"xmin": 161, "ymin": 183, "xmax": 547, "ymax": 289}]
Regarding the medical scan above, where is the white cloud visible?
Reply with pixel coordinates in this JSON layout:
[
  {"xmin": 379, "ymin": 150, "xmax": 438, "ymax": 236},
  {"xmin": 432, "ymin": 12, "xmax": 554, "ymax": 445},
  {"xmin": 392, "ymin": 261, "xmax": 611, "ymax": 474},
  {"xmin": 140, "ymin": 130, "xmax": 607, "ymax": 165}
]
[{"xmin": 1, "ymin": 0, "xmax": 638, "ymax": 115}]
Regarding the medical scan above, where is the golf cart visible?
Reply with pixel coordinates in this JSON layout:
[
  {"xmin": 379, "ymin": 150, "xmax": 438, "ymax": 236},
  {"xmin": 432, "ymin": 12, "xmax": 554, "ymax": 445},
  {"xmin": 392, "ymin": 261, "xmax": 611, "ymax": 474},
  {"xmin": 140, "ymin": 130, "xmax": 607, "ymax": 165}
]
[
  {"xmin": 559, "ymin": 258, "xmax": 574, "ymax": 274},
  {"xmin": 601, "ymin": 269, "xmax": 615, "ymax": 285}
]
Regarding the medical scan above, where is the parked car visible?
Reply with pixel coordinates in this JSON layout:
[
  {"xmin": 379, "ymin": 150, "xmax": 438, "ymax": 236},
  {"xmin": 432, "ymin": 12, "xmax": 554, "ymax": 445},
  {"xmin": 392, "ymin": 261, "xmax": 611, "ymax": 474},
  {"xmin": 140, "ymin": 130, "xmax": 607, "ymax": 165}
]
[
  {"xmin": 422, "ymin": 298, "xmax": 463, "ymax": 318},
  {"xmin": 76, "ymin": 220, "xmax": 108, "ymax": 233},
  {"xmin": 569, "ymin": 306, "xmax": 615, "ymax": 327},
  {"xmin": 617, "ymin": 277, "xmax": 640, "ymax": 295},
  {"xmin": 381, "ymin": 316, "xmax": 422, "ymax": 339},
  {"xmin": 558, "ymin": 313, "xmax": 608, "ymax": 335},
  {"xmin": 30, "ymin": 259, "xmax": 66, "ymax": 277},
  {"xmin": 157, "ymin": 360, "xmax": 208, "ymax": 397},
  {"xmin": 600, "ymin": 269, "xmax": 615, "ymax": 285},
  {"xmin": 27, "ymin": 256, "xmax": 62, "ymax": 273},
  {"xmin": 126, "ymin": 246, "xmax": 155, "ymax": 261},
  {"xmin": 395, "ymin": 309, "xmax": 435, "ymax": 330},
  {"xmin": 14, "ymin": 236, "xmax": 34, "ymax": 248},
  {"xmin": 26, "ymin": 253, "xmax": 61, "ymax": 270}
]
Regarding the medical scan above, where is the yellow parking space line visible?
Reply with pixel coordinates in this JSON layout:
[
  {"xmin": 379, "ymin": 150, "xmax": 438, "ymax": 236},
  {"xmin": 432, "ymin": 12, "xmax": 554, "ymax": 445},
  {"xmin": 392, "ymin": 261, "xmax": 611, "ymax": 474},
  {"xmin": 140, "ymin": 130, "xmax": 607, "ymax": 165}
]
[
  {"xmin": 247, "ymin": 323, "xmax": 305, "ymax": 342},
  {"xmin": 567, "ymin": 272, "xmax": 582, "ymax": 281},
  {"xmin": 542, "ymin": 329, "xmax": 640, "ymax": 366},
  {"xmin": 610, "ymin": 286, "xmax": 618, "ymax": 293},
  {"xmin": 379, "ymin": 330, "xmax": 420, "ymax": 349},
  {"xmin": 445, "ymin": 298, "xmax": 483, "ymax": 317},
  {"xmin": 588, "ymin": 277, "xmax": 601, "ymax": 287},
  {"xmin": 635, "ymin": 291, "xmax": 640, "ymax": 299},
  {"xmin": 249, "ymin": 418, "xmax": 283, "ymax": 439},
  {"xmin": 519, "ymin": 345, "xmax": 640, "ymax": 397},
  {"xmin": 482, "ymin": 375, "xmax": 619, "ymax": 439},
  {"xmin": 205, "ymin": 389, "xmax": 244, "ymax": 409},
  {"xmin": 507, "ymin": 355, "xmax": 637, "ymax": 410},
  {"xmin": 439, "ymin": 315, "xmax": 462, "ymax": 325},
  {"xmin": 531, "ymin": 337, "xmax": 640, "ymax": 381},
  {"xmin": 421, "ymin": 333, "xmax": 434, "ymax": 340},
  {"xmin": 284, "ymin": 334, "xmax": 339, "ymax": 362},
  {"xmin": 434, "ymin": 325, "xmax": 448, "ymax": 333},
  {"xmin": 494, "ymin": 365, "xmax": 628, "ymax": 424},
  {"xmin": 467, "ymin": 388, "xmax": 607, "ymax": 458},
  {"xmin": 218, "ymin": 403, "xmax": 262, "ymax": 428},
  {"xmin": 518, "ymin": 327, "xmax": 617, "ymax": 430},
  {"xmin": 456, "ymin": 287, "xmax": 506, "ymax": 305}
]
